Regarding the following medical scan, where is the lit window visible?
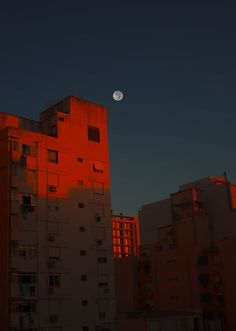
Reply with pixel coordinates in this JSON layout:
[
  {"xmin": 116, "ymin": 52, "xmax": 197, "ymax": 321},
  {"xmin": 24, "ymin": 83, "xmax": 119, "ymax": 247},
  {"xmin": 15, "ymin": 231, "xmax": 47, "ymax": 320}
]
[
  {"xmin": 88, "ymin": 126, "xmax": 100, "ymax": 143},
  {"xmin": 47, "ymin": 149, "xmax": 58, "ymax": 163}
]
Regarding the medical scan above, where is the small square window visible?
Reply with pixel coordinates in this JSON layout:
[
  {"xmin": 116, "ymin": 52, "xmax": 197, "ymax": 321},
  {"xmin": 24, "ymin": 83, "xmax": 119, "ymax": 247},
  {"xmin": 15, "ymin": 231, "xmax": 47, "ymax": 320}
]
[
  {"xmin": 80, "ymin": 250, "xmax": 86, "ymax": 256},
  {"xmin": 78, "ymin": 203, "xmax": 85, "ymax": 208},
  {"xmin": 77, "ymin": 157, "xmax": 83, "ymax": 163},
  {"xmin": 48, "ymin": 149, "xmax": 58, "ymax": 163},
  {"xmin": 81, "ymin": 300, "xmax": 88, "ymax": 306},
  {"xmin": 79, "ymin": 226, "xmax": 85, "ymax": 232},
  {"xmin": 81, "ymin": 275, "xmax": 87, "ymax": 281},
  {"xmin": 88, "ymin": 126, "xmax": 100, "ymax": 143},
  {"xmin": 82, "ymin": 327, "xmax": 89, "ymax": 331}
]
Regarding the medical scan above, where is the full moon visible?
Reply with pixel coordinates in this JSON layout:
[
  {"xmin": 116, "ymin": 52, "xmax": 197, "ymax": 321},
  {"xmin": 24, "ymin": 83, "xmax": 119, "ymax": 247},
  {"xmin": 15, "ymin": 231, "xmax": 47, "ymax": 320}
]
[{"xmin": 113, "ymin": 90, "xmax": 124, "ymax": 101}]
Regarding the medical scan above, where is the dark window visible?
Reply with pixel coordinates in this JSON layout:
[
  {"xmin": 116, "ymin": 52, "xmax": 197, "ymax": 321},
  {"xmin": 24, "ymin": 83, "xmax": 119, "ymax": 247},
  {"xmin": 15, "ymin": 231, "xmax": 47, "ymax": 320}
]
[
  {"xmin": 78, "ymin": 203, "xmax": 85, "ymax": 208},
  {"xmin": 58, "ymin": 116, "xmax": 64, "ymax": 121},
  {"xmin": 80, "ymin": 250, "xmax": 86, "ymax": 256},
  {"xmin": 199, "ymin": 274, "xmax": 210, "ymax": 287},
  {"xmin": 78, "ymin": 180, "xmax": 84, "ymax": 186},
  {"xmin": 97, "ymin": 257, "xmax": 107, "ymax": 263},
  {"xmin": 81, "ymin": 300, "xmax": 88, "ymax": 306},
  {"xmin": 22, "ymin": 144, "xmax": 31, "ymax": 155},
  {"xmin": 79, "ymin": 226, "xmax": 85, "ymax": 232},
  {"xmin": 48, "ymin": 149, "xmax": 58, "ymax": 163},
  {"xmin": 77, "ymin": 157, "xmax": 83, "ymax": 163},
  {"xmin": 143, "ymin": 265, "xmax": 151, "ymax": 274},
  {"xmin": 22, "ymin": 196, "xmax": 31, "ymax": 205},
  {"xmin": 49, "ymin": 275, "xmax": 61, "ymax": 287},
  {"xmin": 88, "ymin": 126, "xmax": 100, "ymax": 143},
  {"xmin": 81, "ymin": 275, "xmax": 87, "ymax": 281},
  {"xmin": 82, "ymin": 327, "xmax": 89, "ymax": 331},
  {"xmin": 201, "ymin": 293, "xmax": 212, "ymax": 304},
  {"xmin": 203, "ymin": 312, "xmax": 214, "ymax": 320},
  {"xmin": 198, "ymin": 255, "xmax": 209, "ymax": 265}
]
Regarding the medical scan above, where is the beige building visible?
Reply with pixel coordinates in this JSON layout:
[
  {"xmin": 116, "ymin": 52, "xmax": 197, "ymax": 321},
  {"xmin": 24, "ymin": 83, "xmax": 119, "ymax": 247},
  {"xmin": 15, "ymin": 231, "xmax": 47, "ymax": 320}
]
[{"xmin": 0, "ymin": 96, "xmax": 116, "ymax": 331}]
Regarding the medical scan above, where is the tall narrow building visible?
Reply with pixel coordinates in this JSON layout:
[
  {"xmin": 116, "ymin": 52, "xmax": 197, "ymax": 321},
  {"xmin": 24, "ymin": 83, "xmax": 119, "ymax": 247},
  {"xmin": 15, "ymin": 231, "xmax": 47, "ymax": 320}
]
[{"xmin": 0, "ymin": 96, "xmax": 116, "ymax": 331}]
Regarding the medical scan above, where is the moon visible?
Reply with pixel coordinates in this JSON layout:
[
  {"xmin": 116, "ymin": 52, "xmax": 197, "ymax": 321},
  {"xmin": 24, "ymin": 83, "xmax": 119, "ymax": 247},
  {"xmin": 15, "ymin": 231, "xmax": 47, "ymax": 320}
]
[{"xmin": 113, "ymin": 90, "xmax": 124, "ymax": 101}]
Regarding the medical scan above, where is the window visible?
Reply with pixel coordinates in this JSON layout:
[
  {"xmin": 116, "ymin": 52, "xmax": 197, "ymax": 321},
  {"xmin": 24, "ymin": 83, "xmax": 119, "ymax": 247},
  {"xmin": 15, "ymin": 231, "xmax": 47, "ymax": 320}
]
[
  {"xmin": 198, "ymin": 255, "xmax": 209, "ymax": 265},
  {"xmin": 81, "ymin": 275, "xmax": 87, "ymax": 281},
  {"xmin": 78, "ymin": 203, "xmax": 85, "ymax": 208},
  {"xmin": 78, "ymin": 180, "xmax": 84, "ymax": 186},
  {"xmin": 98, "ymin": 282, "xmax": 108, "ymax": 287},
  {"xmin": 77, "ymin": 157, "xmax": 83, "ymax": 163},
  {"xmin": 88, "ymin": 126, "xmax": 100, "ymax": 143},
  {"xmin": 81, "ymin": 300, "xmax": 88, "ymax": 306},
  {"xmin": 49, "ymin": 274, "xmax": 61, "ymax": 287},
  {"xmin": 201, "ymin": 293, "xmax": 212, "ymax": 304},
  {"xmin": 22, "ymin": 144, "xmax": 31, "ymax": 156},
  {"xmin": 22, "ymin": 195, "xmax": 31, "ymax": 205},
  {"xmin": 80, "ymin": 250, "xmax": 86, "ymax": 256},
  {"xmin": 19, "ymin": 302, "xmax": 36, "ymax": 313},
  {"xmin": 79, "ymin": 226, "xmax": 85, "ymax": 232},
  {"xmin": 19, "ymin": 246, "xmax": 37, "ymax": 258},
  {"xmin": 82, "ymin": 327, "xmax": 89, "ymax": 331},
  {"xmin": 48, "ymin": 149, "xmax": 58, "ymax": 163},
  {"xmin": 97, "ymin": 257, "xmax": 107, "ymax": 263},
  {"xmin": 10, "ymin": 241, "xmax": 18, "ymax": 255}
]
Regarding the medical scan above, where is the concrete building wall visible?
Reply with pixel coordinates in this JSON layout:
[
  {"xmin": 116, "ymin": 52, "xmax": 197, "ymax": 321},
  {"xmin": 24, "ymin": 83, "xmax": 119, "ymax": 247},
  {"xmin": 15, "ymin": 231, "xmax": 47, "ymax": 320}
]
[
  {"xmin": 114, "ymin": 257, "xmax": 139, "ymax": 313},
  {"xmin": 1, "ymin": 96, "xmax": 116, "ymax": 331},
  {"xmin": 139, "ymin": 199, "xmax": 172, "ymax": 245}
]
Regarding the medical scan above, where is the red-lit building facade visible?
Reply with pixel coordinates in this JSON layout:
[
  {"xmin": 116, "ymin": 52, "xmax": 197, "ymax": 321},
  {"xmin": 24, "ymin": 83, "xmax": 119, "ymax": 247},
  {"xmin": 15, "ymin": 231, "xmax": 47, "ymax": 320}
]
[
  {"xmin": 112, "ymin": 214, "xmax": 140, "ymax": 258},
  {"xmin": 0, "ymin": 96, "xmax": 116, "ymax": 331}
]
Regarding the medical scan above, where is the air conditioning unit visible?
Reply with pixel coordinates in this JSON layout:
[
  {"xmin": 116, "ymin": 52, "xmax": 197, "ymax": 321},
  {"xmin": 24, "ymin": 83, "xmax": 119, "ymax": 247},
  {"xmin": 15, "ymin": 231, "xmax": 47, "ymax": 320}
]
[
  {"xmin": 48, "ymin": 260, "xmax": 55, "ymax": 268},
  {"xmin": 48, "ymin": 185, "xmax": 57, "ymax": 192},
  {"xmin": 49, "ymin": 314, "xmax": 58, "ymax": 323},
  {"xmin": 48, "ymin": 287, "xmax": 54, "ymax": 295},
  {"xmin": 47, "ymin": 234, "xmax": 55, "ymax": 242}
]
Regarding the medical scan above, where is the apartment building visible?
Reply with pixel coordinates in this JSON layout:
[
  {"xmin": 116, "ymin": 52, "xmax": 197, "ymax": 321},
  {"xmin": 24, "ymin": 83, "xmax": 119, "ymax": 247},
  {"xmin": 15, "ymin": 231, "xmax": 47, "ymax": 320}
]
[
  {"xmin": 112, "ymin": 214, "xmax": 140, "ymax": 258},
  {"xmin": 115, "ymin": 177, "xmax": 236, "ymax": 331},
  {"xmin": 137, "ymin": 177, "xmax": 236, "ymax": 331},
  {"xmin": 0, "ymin": 96, "xmax": 116, "ymax": 331}
]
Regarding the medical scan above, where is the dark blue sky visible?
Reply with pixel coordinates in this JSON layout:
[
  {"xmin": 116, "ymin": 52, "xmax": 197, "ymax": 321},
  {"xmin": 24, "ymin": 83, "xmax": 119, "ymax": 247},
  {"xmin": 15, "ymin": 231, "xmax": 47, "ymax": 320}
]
[{"xmin": 1, "ymin": 0, "xmax": 236, "ymax": 214}]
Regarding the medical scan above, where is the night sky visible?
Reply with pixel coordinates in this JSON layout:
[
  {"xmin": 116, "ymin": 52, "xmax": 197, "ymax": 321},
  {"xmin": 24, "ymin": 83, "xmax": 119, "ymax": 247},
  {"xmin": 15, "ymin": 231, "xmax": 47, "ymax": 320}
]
[{"xmin": 1, "ymin": 1, "xmax": 236, "ymax": 215}]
